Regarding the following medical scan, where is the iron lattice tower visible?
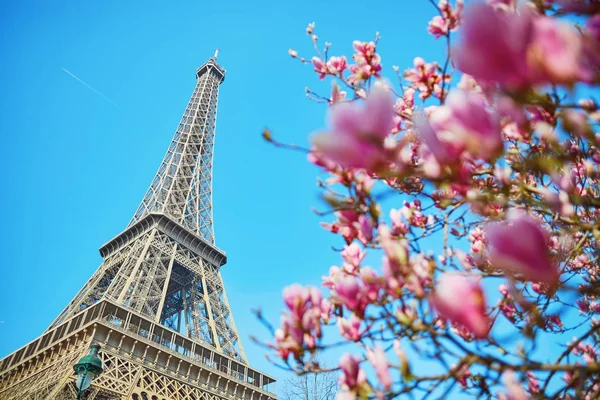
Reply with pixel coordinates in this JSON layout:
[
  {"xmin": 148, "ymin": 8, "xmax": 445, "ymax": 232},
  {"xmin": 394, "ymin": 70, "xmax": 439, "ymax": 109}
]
[{"xmin": 0, "ymin": 51, "xmax": 277, "ymax": 400}]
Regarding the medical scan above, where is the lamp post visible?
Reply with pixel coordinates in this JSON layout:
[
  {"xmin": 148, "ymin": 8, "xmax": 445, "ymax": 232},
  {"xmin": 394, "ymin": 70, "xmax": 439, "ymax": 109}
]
[{"xmin": 73, "ymin": 343, "xmax": 103, "ymax": 400}]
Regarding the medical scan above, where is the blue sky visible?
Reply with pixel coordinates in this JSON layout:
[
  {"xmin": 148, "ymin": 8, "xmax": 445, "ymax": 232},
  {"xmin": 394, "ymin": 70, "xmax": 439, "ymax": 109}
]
[{"xmin": 0, "ymin": 0, "xmax": 448, "ymax": 390}]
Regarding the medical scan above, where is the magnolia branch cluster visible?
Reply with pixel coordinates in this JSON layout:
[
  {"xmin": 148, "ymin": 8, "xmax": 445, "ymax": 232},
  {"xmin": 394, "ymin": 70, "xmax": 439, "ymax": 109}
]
[{"xmin": 261, "ymin": 0, "xmax": 600, "ymax": 399}]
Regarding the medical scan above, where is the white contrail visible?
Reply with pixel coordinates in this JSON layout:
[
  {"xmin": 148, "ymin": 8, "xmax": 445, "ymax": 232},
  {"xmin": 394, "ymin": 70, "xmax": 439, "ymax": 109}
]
[{"xmin": 61, "ymin": 67, "xmax": 121, "ymax": 109}]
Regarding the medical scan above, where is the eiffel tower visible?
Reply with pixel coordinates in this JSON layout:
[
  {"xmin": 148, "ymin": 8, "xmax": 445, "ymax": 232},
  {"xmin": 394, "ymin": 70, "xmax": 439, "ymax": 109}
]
[{"xmin": 0, "ymin": 51, "xmax": 277, "ymax": 400}]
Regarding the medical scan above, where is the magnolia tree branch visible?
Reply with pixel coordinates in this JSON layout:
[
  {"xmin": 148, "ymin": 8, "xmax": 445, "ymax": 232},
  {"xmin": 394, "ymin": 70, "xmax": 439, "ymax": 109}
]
[{"xmin": 261, "ymin": 0, "xmax": 600, "ymax": 399}]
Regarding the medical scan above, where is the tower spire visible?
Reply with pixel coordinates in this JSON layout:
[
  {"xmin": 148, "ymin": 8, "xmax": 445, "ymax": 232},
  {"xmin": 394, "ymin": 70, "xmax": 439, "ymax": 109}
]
[
  {"xmin": 213, "ymin": 47, "xmax": 219, "ymax": 60},
  {"xmin": 128, "ymin": 51, "xmax": 225, "ymax": 244}
]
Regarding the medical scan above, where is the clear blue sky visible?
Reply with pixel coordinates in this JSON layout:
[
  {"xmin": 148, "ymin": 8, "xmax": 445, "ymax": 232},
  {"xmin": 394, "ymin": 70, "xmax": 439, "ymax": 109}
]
[{"xmin": 0, "ymin": 0, "xmax": 444, "ymax": 388}]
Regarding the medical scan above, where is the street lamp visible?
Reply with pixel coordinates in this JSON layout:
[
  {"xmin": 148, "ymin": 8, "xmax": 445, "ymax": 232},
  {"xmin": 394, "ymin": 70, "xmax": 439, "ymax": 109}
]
[{"xmin": 73, "ymin": 343, "xmax": 103, "ymax": 400}]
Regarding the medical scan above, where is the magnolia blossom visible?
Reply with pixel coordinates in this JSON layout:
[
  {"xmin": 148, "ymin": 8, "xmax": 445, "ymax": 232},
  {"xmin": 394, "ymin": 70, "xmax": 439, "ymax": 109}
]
[
  {"xmin": 427, "ymin": 0, "xmax": 463, "ymax": 39},
  {"xmin": 311, "ymin": 57, "xmax": 329, "ymax": 79},
  {"xmin": 452, "ymin": 3, "xmax": 531, "ymax": 87},
  {"xmin": 320, "ymin": 210, "xmax": 374, "ymax": 245},
  {"xmin": 393, "ymin": 88, "xmax": 416, "ymax": 132},
  {"xmin": 347, "ymin": 40, "xmax": 382, "ymax": 84},
  {"xmin": 486, "ymin": 211, "xmax": 559, "ymax": 285},
  {"xmin": 333, "ymin": 276, "xmax": 361, "ymax": 310},
  {"xmin": 430, "ymin": 273, "xmax": 490, "ymax": 338},
  {"xmin": 312, "ymin": 84, "xmax": 395, "ymax": 171},
  {"xmin": 366, "ymin": 346, "xmax": 392, "ymax": 390},
  {"xmin": 273, "ymin": 285, "xmax": 329, "ymax": 360},
  {"xmin": 327, "ymin": 56, "xmax": 348, "ymax": 74},
  {"xmin": 404, "ymin": 57, "xmax": 448, "ymax": 99},
  {"xmin": 360, "ymin": 267, "xmax": 383, "ymax": 301},
  {"xmin": 527, "ymin": 372, "xmax": 540, "ymax": 394},
  {"xmin": 338, "ymin": 314, "xmax": 363, "ymax": 341},
  {"xmin": 453, "ymin": 364, "xmax": 472, "ymax": 388},
  {"xmin": 330, "ymin": 270, "xmax": 383, "ymax": 317},
  {"xmin": 528, "ymin": 16, "xmax": 584, "ymax": 85},
  {"xmin": 329, "ymin": 82, "xmax": 346, "ymax": 105},
  {"xmin": 341, "ymin": 243, "xmax": 366, "ymax": 268},
  {"xmin": 417, "ymin": 90, "xmax": 502, "ymax": 163},
  {"xmin": 453, "ymin": 3, "xmax": 584, "ymax": 87},
  {"xmin": 338, "ymin": 354, "xmax": 369, "ymax": 398},
  {"xmin": 499, "ymin": 370, "xmax": 528, "ymax": 400}
]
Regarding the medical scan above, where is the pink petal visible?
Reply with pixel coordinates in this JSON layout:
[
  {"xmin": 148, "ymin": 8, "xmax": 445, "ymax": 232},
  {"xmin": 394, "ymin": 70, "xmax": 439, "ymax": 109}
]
[
  {"xmin": 329, "ymin": 103, "xmax": 364, "ymax": 137},
  {"xmin": 362, "ymin": 85, "xmax": 395, "ymax": 138}
]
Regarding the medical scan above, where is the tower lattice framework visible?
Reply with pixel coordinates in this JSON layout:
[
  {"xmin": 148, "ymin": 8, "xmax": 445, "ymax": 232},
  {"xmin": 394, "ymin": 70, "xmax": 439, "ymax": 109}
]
[{"xmin": 0, "ymin": 51, "xmax": 276, "ymax": 400}]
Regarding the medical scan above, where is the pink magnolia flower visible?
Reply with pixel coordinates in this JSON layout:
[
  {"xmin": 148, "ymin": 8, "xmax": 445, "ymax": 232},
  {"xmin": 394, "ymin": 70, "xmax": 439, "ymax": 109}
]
[
  {"xmin": 359, "ymin": 267, "xmax": 383, "ymax": 301},
  {"xmin": 528, "ymin": 16, "xmax": 585, "ymax": 85},
  {"xmin": 353, "ymin": 40, "xmax": 376, "ymax": 57},
  {"xmin": 320, "ymin": 298, "xmax": 332, "ymax": 323},
  {"xmin": 329, "ymin": 82, "xmax": 346, "ymax": 106},
  {"xmin": 452, "ymin": 3, "xmax": 532, "ymax": 87},
  {"xmin": 458, "ymin": 366, "xmax": 472, "ymax": 388},
  {"xmin": 404, "ymin": 57, "xmax": 449, "ymax": 99},
  {"xmin": 356, "ymin": 215, "xmax": 374, "ymax": 245},
  {"xmin": 348, "ymin": 59, "xmax": 381, "ymax": 84},
  {"xmin": 347, "ymin": 40, "xmax": 382, "ymax": 84},
  {"xmin": 417, "ymin": 90, "xmax": 502, "ymax": 163},
  {"xmin": 273, "ymin": 285, "xmax": 327, "ymax": 360},
  {"xmin": 332, "ymin": 276, "xmax": 362, "ymax": 310},
  {"xmin": 430, "ymin": 273, "xmax": 490, "ymax": 339},
  {"xmin": 329, "ymin": 268, "xmax": 381, "ymax": 316},
  {"xmin": 273, "ymin": 314, "xmax": 303, "ymax": 359},
  {"xmin": 311, "ymin": 57, "xmax": 329, "ymax": 79},
  {"xmin": 418, "ymin": 141, "xmax": 443, "ymax": 178},
  {"xmin": 312, "ymin": 84, "xmax": 395, "ymax": 172},
  {"xmin": 389, "ymin": 208, "xmax": 409, "ymax": 234},
  {"xmin": 341, "ymin": 243, "xmax": 366, "ymax": 268},
  {"xmin": 382, "ymin": 256, "xmax": 406, "ymax": 297},
  {"xmin": 379, "ymin": 224, "xmax": 408, "ymax": 267},
  {"xmin": 406, "ymin": 254, "xmax": 433, "ymax": 297},
  {"xmin": 428, "ymin": 15, "xmax": 450, "ymax": 39},
  {"xmin": 486, "ymin": 211, "xmax": 559, "ymax": 285},
  {"xmin": 327, "ymin": 56, "xmax": 348, "ymax": 74},
  {"xmin": 500, "ymin": 370, "xmax": 528, "ymax": 400},
  {"xmin": 393, "ymin": 88, "xmax": 416, "ymax": 132},
  {"xmin": 320, "ymin": 210, "xmax": 374, "ymax": 245},
  {"xmin": 322, "ymin": 266, "xmax": 342, "ymax": 289},
  {"xmin": 454, "ymin": 248, "xmax": 474, "ymax": 271},
  {"xmin": 453, "ymin": 3, "xmax": 584, "ymax": 87},
  {"xmin": 527, "ymin": 372, "xmax": 540, "ymax": 394},
  {"xmin": 338, "ymin": 314, "xmax": 363, "ymax": 341},
  {"xmin": 563, "ymin": 370, "xmax": 577, "ymax": 386},
  {"xmin": 366, "ymin": 346, "xmax": 392, "ymax": 390},
  {"xmin": 354, "ymin": 171, "xmax": 375, "ymax": 196},
  {"xmin": 570, "ymin": 338, "xmax": 598, "ymax": 364},
  {"xmin": 308, "ymin": 147, "xmax": 339, "ymax": 172},
  {"xmin": 339, "ymin": 354, "xmax": 368, "ymax": 392},
  {"xmin": 283, "ymin": 284, "xmax": 309, "ymax": 313},
  {"xmin": 546, "ymin": 314, "xmax": 563, "ymax": 330},
  {"xmin": 428, "ymin": 0, "xmax": 463, "ymax": 39}
]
